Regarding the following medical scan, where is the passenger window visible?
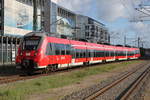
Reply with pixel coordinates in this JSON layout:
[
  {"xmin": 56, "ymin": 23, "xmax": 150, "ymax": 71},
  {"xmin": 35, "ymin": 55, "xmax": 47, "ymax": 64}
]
[
  {"xmin": 66, "ymin": 45, "xmax": 71, "ymax": 55},
  {"xmin": 46, "ymin": 43, "xmax": 54, "ymax": 55}
]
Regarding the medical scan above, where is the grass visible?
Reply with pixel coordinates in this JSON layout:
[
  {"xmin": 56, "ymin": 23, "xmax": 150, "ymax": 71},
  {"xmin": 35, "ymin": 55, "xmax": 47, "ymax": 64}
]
[{"xmin": 0, "ymin": 60, "xmax": 142, "ymax": 100}]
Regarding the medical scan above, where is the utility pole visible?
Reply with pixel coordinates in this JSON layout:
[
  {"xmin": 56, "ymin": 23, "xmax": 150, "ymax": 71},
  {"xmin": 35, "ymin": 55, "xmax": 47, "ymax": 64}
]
[
  {"xmin": 142, "ymin": 42, "xmax": 144, "ymax": 48},
  {"xmin": 124, "ymin": 36, "xmax": 126, "ymax": 46},
  {"xmin": 138, "ymin": 37, "xmax": 140, "ymax": 48},
  {"xmin": 43, "ymin": 0, "xmax": 51, "ymax": 33},
  {"xmin": 1, "ymin": 0, "xmax": 4, "ymax": 35},
  {"xmin": 108, "ymin": 34, "xmax": 111, "ymax": 44},
  {"xmin": 33, "ymin": 0, "xmax": 37, "ymax": 31}
]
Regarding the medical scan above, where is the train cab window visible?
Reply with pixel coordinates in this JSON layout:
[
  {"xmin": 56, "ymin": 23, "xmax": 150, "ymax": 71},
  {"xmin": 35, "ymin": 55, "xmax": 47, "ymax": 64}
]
[{"xmin": 23, "ymin": 36, "xmax": 42, "ymax": 50}]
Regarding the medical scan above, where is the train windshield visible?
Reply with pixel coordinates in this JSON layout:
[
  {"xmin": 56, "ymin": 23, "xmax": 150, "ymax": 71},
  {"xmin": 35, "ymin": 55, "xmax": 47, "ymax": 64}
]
[{"xmin": 23, "ymin": 36, "xmax": 41, "ymax": 50}]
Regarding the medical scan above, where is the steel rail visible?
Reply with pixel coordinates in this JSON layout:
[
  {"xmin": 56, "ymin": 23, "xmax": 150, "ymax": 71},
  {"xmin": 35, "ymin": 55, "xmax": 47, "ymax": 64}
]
[
  {"xmin": 117, "ymin": 66, "xmax": 150, "ymax": 100},
  {"xmin": 84, "ymin": 62, "xmax": 149, "ymax": 100},
  {"xmin": 0, "ymin": 60, "xmax": 147, "ymax": 86}
]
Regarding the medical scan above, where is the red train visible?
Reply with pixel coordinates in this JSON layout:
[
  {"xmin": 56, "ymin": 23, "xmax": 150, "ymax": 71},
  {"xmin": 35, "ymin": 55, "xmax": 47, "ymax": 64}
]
[{"xmin": 16, "ymin": 32, "xmax": 141, "ymax": 73}]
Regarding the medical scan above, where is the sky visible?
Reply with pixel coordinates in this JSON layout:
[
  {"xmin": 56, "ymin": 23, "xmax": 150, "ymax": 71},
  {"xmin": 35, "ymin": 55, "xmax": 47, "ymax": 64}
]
[{"xmin": 52, "ymin": 0, "xmax": 150, "ymax": 48}]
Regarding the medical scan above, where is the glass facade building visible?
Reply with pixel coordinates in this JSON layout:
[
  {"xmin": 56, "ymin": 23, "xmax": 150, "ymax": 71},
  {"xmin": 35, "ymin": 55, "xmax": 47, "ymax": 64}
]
[
  {"xmin": 49, "ymin": 3, "xmax": 76, "ymax": 38},
  {"xmin": 0, "ymin": 0, "xmax": 110, "ymax": 66},
  {"xmin": 0, "ymin": 0, "xmax": 109, "ymax": 44},
  {"xmin": 1, "ymin": 0, "xmax": 76, "ymax": 38},
  {"xmin": 0, "ymin": 0, "xmax": 4, "ymax": 35},
  {"xmin": 1, "ymin": 0, "xmax": 42, "ymax": 36},
  {"xmin": 76, "ymin": 15, "xmax": 110, "ymax": 44},
  {"xmin": 56, "ymin": 6, "xmax": 76, "ymax": 37}
]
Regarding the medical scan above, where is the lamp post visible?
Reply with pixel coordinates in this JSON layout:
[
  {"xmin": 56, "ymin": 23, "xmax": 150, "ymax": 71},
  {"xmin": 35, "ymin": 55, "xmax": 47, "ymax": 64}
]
[
  {"xmin": 33, "ymin": 0, "xmax": 37, "ymax": 31},
  {"xmin": 44, "ymin": 0, "xmax": 51, "ymax": 33}
]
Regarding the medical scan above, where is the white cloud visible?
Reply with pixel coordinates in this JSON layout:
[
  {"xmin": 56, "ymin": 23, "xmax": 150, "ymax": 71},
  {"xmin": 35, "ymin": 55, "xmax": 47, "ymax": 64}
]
[
  {"xmin": 54, "ymin": 0, "xmax": 141, "ymax": 22},
  {"xmin": 52, "ymin": 0, "xmax": 150, "ymax": 47},
  {"xmin": 95, "ymin": 0, "xmax": 142, "ymax": 22},
  {"xmin": 131, "ymin": 22, "xmax": 150, "ymax": 37},
  {"xmin": 51, "ymin": 0, "xmax": 59, "ymax": 3},
  {"xmin": 55, "ymin": 0, "xmax": 92, "ymax": 15},
  {"xmin": 96, "ymin": 0, "xmax": 125, "ymax": 22}
]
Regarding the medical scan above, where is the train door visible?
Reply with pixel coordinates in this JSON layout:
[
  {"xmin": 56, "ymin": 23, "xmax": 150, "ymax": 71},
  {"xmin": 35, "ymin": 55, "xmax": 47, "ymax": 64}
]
[
  {"xmin": 85, "ymin": 44, "xmax": 89, "ymax": 63},
  {"xmin": 125, "ymin": 49, "xmax": 128, "ymax": 59},
  {"xmin": 70, "ymin": 44, "xmax": 76, "ymax": 65}
]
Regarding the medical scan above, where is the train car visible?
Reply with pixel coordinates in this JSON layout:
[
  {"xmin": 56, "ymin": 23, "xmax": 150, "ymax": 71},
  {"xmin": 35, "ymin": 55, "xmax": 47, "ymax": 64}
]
[{"xmin": 16, "ymin": 32, "xmax": 141, "ymax": 73}]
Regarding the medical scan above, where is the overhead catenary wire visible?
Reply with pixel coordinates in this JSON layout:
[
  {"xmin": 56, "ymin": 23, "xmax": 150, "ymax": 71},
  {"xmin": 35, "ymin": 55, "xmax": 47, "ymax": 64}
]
[
  {"xmin": 119, "ymin": 0, "xmax": 134, "ymax": 18},
  {"xmin": 134, "ymin": 0, "xmax": 150, "ymax": 22}
]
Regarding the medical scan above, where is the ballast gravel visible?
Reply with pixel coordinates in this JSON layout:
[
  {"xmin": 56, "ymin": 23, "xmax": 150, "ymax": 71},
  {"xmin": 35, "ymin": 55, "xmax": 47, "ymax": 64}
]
[{"xmin": 62, "ymin": 62, "xmax": 150, "ymax": 100}]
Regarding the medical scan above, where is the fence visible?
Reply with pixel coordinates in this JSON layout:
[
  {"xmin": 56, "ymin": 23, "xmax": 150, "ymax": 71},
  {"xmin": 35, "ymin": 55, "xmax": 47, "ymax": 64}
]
[{"xmin": 0, "ymin": 36, "xmax": 21, "ymax": 66}]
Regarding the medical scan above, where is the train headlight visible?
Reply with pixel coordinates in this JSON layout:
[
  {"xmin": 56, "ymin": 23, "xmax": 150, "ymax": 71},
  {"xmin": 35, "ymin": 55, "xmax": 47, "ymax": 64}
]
[
  {"xmin": 20, "ymin": 52, "xmax": 23, "ymax": 56},
  {"xmin": 34, "ymin": 51, "xmax": 38, "ymax": 56}
]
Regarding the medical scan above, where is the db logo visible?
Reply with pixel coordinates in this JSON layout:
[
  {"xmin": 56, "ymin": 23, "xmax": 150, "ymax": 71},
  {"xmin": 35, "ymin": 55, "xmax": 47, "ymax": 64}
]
[{"xmin": 61, "ymin": 56, "xmax": 65, "ymax": 59}]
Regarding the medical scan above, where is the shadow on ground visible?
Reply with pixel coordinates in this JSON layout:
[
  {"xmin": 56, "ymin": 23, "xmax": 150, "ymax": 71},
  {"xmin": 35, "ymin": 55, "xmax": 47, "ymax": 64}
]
[
  {"xmin": 0, "ymin": 65, "xmax": 20, "ymax": 76},
  {"xmin": 140, "ymin": 56, "xmax": 150, "ymax": 60}
]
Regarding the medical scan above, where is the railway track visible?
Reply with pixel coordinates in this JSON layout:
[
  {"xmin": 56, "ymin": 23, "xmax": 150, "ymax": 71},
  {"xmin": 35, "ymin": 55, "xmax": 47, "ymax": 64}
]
[
  {"xmin": 0, "ymin": 71, "xmax": 63, "ymax": 85},
  {"xmin": 0, "ymin": 63, "xmax": 94, "ymax": 85},
  {"xmin": 117, "ymin": 64, "xmax": 150, "ymax": 100},
  {"xmin": 0, "ymin": 60, "xmax": 134, "ymax": 85},
  {"xmin": 0, "ymin": 60, "xmax": 147, "ymax": 86},
  {"xmin": 84, "ymin": 62, "xmax": 150, "ymax": 100},
  {"xmin": 0, "ymin": 73, "xmax": 58, "ymax": 85},
  {"xmin": 0, "ymin": 76, "xmax": 25, "ymax": 84}
]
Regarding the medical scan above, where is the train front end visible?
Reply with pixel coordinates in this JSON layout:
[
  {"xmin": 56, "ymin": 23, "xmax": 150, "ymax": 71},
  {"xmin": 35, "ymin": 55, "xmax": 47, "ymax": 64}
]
[{"xmin": 16, "ymin": 32, "xmax": 47, "ymax": 73}]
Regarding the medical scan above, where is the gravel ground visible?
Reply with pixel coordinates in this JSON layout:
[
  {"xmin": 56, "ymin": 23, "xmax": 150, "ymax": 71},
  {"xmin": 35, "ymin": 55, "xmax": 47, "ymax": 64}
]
[
  {"xmin": 95, "ymin": 63, "xmax": 149, "ymax": 100},
  {"xmin": 24, "ymin": 60, "xmax": 146, "ymax": 100},
  {"xmin": 62, "ymin": 61, "xmax": 150, "ymax": 100},
  {"xmin": 139, "ymin": 72, "xmax": 150, "ymax": 100},
  {"xmin": 128, "ymin": 72, "xmax": 150, "ymax": 100}
]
